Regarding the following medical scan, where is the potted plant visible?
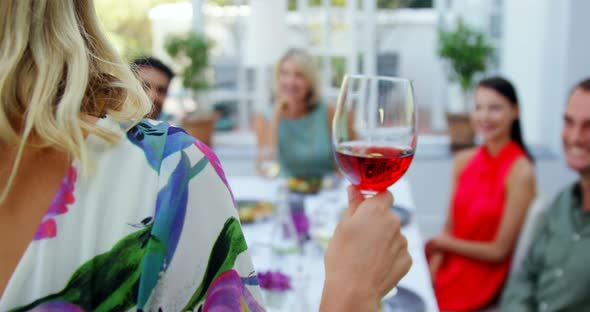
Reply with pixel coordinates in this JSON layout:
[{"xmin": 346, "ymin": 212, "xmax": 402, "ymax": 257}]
[
  {"xmin": 165, "ymin": 32, "xmax": 218, "ymax": 146},
  {"xmin": 438, "ymin": 20, "xmax": 494, "ymax": 151}
]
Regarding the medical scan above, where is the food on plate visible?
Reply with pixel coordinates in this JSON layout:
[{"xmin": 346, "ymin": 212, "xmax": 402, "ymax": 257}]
[
  {"xmin": 237, "ymin": 200, "xmax": 274, "ymax": 223},
  {"xmin": 287, "ymin": 176, "xmax": 323, "ymax": 194}
]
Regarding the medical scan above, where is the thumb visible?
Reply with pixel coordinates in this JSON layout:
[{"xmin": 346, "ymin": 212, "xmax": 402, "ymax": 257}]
[{"xmin": 345, "ymin": 186, "xmax": 363, "ymax": 218}]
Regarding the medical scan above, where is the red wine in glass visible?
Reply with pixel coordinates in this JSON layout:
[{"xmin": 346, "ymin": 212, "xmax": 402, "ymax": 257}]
[{"xmin": 335, "ymin": 142, "xmax": 414, "ymax": 194}]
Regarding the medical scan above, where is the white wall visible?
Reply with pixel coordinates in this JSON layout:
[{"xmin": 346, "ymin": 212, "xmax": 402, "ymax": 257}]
[
  {"xmin": 378, "ymin": 10, "xmax": 447, "ymax": 130},
  {"xmin": 502, "ymin": 0, "xmax": 590, "ymax": 153},
  {"xmin": 243, "ymin": 0, "xmax": 288, "ymax": 67},
  {"xmin": 501, "ymin": 0, "xmax": 547, "ymax": 149},
  {"xmin": 564, "ymin": 1, "xmax": 590, "ymax": 102},
  {"xmin": 149, "ymin": 3, "xmax": 193, "ymax": 67},
  {"xmin": 448, "ymin": 0, "xmax": 494, "ymax": 32}
]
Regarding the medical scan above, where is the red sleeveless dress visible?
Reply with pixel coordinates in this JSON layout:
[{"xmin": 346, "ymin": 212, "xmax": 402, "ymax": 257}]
[{"xmin": 434, "ymin": 141, "xmax": 526, "ymax": 311}]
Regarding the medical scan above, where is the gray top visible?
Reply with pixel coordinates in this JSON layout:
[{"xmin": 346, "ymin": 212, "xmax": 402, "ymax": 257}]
[
  {"xmin": 277, "ymin": 103, "xmax": 335, "ymax": 178},
  {"xmin": 500, "ymin": 182, "xmax": 590, "ymax": 312}
]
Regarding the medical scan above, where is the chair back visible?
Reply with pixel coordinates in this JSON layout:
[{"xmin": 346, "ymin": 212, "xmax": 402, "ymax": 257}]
[{"xmin": 509, "ymin": 196, "xmax": 548, "ymax": 277}]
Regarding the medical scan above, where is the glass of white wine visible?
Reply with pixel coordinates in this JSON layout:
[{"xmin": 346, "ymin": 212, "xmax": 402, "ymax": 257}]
[{"xmin": 256, "ymin": 145, "xmax": 280, "ymax": 179}]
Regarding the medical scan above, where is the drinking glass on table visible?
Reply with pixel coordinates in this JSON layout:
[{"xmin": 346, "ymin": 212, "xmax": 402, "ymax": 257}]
[
  {"xmin": 254, "ymin": 147, "xmax": 298, "ymax": 253},
  {"xmin": 255, "ymin": 145, "xmax": 308, "ymax": 310},
  {"xmin": 256, "ymin": 145, "xmax": 280, "ymax": 179}
]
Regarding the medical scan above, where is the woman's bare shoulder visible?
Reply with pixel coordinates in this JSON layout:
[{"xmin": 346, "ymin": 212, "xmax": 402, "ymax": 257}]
[
  {"xmin": 508, "ymin": 156, "xmax": 536, "ymax": 185},
  {"xmin": 453, "ymin": 147, "xmax": 478, "ymax": 172}
]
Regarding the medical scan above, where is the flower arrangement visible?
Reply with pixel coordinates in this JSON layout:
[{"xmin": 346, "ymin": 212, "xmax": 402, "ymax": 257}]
[
  {"xmin": 258, "ymin": 271, "xmax": 292, "ymax": 308},
  {"xmin": 291, "ymin": 210, "xmax": 310, "ymax": 242},
  {"xmin": 257, "ymin": 271, "xmax": 291, "ymax": 291}
]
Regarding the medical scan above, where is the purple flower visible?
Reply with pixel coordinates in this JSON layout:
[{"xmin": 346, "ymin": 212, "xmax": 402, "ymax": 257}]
[
  {"xmin": 291, "ymin": 211, "xmax": 310, "ymax": 238},
  {"xmin": 34, "ymin": 167, "xmax": 77, "ymax": 240},
  {"xmin": 203, "ymin": 270, "xmax": 265, "ymax": 312},
  {"xmin": 257, "ymin": 271, "xmax": 291, "ymax": 292}
]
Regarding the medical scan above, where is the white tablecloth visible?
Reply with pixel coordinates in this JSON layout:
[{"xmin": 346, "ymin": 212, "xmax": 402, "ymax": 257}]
[{"xmin": 229, "ymin": 177, "xmax": 439, "ymax": 312}]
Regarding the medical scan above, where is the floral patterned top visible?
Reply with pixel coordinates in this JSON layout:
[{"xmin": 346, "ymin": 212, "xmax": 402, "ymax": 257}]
[{"xmin": 0, "ymin": 117, "xmax": 264, "ymax": 312}]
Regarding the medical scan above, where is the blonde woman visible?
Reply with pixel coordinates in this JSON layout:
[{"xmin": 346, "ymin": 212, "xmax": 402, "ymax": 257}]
[
  {"xmin": 254, "ymin": 49, "xmax": 338, "ymax": 178},
  {"xmin": 0, "ymin": 1, "xmax": 410, "ymax": 311}
]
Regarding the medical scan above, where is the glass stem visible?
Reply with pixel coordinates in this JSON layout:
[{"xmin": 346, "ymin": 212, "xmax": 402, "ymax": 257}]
[{"xmin": 360, "ymin": 190, "xmax": 377, "ymax": 198}]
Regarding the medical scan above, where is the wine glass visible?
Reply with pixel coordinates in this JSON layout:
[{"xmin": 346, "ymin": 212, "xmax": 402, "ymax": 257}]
[
  {"xmin": 256, "ymin": 145, "xmax": 280, "ymax": 179},
  {"xmin": 333, "ymin": 75, "xmax": 416, "ymax": 300},
  {"xmin": 332, "ymin": 74, "xmax": 417, "ymax": 198}
]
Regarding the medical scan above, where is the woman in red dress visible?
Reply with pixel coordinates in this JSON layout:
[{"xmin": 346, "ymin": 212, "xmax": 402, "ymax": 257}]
[{"xmin": 427, "ymin": 77, "xmax": 536, "ymax": 311}]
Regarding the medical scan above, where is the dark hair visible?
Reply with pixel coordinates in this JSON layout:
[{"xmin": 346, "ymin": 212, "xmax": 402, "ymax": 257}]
[
  {"xmin": 477, "ymin": 76, "xmax": 534, "ymax": 161},
  {"xmin": 572, "ymin": 78, "xmax": 590, "ymax": 93},
  {"xmin": 131, "ymin": 56, "xmax": 175, "ymax": 80}
]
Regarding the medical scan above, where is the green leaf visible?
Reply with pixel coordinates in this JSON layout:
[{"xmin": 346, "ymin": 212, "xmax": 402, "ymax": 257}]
[
  {"xmin": 95, "ymin": 0, "xmax": 185, "ymax": 60},
  {"xmin": 182, "ymin": 217, "xmax": 248, "ymax": 311},
  {"xmin": 437, "ymin": 20, "xmax": 494, "ymax": 93},
  {"xmin": 164, "ymin": 32, "xmax": 211, "ymax": 91},
  {"xmin": 189, "ymin": 156, "xmax": 210, "ymax": 179},
  {"xmin": 11, "ymin": 225, "xmax": 157, "ymax": 312}
]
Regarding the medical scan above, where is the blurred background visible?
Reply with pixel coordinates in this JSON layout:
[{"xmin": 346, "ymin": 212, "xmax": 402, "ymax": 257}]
[{"xmin": 96, "ymin": 0, "xmax": 588, "ymax": 238}]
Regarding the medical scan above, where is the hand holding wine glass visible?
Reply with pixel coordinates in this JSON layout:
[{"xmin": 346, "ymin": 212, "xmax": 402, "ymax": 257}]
[
  {"xmin": 321, "ymin": 187, "xmax": 412, "ymax": 311},
  {"xmin": 331, "ymin": 74, "xmax": 416, "ymax": 300},
  {"xmin": 332, "ymin": 75, "xmax": 417, "ymax": 197}
]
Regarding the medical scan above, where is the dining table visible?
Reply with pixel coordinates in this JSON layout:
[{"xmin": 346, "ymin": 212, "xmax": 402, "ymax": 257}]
[{"xmin": 228, "ymin": 176, "xmax": 439, "ymax": 312}]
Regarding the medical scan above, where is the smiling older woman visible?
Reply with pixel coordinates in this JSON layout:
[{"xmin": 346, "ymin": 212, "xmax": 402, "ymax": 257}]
[{"xmin": 253, "ymin": 49, "xmax": 338, "ymax": 179}]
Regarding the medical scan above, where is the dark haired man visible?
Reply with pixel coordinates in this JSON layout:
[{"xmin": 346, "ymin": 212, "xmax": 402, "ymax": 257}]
[
  {"xmin": 132, "ymin": 57, "xmax": 174, "ymax": 120},
  {"xmin": 500, "ymin": 78, "xmax": 590, "ymax": 311}
]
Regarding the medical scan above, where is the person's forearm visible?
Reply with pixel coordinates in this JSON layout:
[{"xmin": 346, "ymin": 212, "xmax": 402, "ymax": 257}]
[
  {"xmin": 265, "ymin": 111, "xmax": 281, "ymax": 148},
  {"xmin": 441, "ymin": 237, "xmax": 509, "ymax": 263},
  {"xmin": 320, "ymin": 281, "xmax": 380, "ymax": 312},
  {"xmin": 428, "ymin": 252, "xmax": 444, "ymax": 278}
]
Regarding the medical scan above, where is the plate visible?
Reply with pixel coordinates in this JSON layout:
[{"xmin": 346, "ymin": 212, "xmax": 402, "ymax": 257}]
[
  {"xmin": 287, "ymin": 176, "xmax": 323, "ymax": 194},
  {"xmin": 391, "ymin": 205, "xmax": 411, "ymax": 227},
  {"xmin": 320, "ymin": 174, "xmax": 342, "ymax": 190},
  {"xmin": 336, "ymin": 204, "xmax": 411, "ymax": 227},
  {"xmin": 237, "ymin": 200, "xmax": 274, "ymax": 223},
  {"xmin": 381, "ymin": 286, "xmax": 426, "ymax": 312}
]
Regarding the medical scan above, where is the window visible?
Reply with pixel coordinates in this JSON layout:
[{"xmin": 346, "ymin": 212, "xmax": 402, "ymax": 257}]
[{"xmin": 377, "ymin": 53, "xmax": 399, "ymax": 77}]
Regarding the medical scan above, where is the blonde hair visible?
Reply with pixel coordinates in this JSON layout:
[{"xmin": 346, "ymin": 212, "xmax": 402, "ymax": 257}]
[
  {"xmin": 273, "ymin": 49, "xmax": 321, "ymax": 109},
  {"xmin": 0, "ymin": 0, "xmax": 151, "ymax": 202}
]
